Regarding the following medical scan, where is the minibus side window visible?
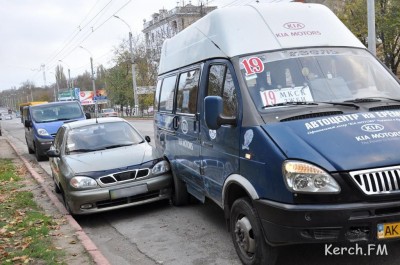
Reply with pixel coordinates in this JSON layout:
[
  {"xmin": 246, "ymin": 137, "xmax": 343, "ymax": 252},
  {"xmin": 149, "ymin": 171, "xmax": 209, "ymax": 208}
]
[
  {"xmin": 207, "ymin": 64, "xmax": 237, "ymax": 118},
  {"xmin": 154, "ymin": 79, "xmax": 162, "ymax": 111},
  {"xmin": 159, "ymin": 75, "xmax": 177, "ymax": 112},
  {"xmin": 176, "ymin": 69, "xmax": 200, "ymax": 114}
]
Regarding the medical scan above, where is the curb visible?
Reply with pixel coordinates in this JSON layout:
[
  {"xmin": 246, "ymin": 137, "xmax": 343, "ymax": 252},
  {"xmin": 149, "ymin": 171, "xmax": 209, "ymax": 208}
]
[{"xmin": 6, "ymin": 138, "xmax": 111, "ymax": 265}]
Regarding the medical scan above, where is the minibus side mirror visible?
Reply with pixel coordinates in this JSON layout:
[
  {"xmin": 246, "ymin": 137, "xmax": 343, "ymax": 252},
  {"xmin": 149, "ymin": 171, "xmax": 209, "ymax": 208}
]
[
  {"xmin": 24, "ymin": 120, "xmax": 32, "ymax": 128},
  {"xmin": 204, "ymin": 96, "xmax": 237, "ymax": 130}
]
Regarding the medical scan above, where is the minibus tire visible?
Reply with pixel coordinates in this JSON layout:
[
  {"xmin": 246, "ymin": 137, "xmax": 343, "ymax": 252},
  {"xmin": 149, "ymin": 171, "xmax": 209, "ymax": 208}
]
[
  {"xmin": 230, "ymin": 198, "xmax": 277, "ymax": 265},
  {"xmin": 26, "ymin": 138, "xmax": 34, "ymax": 154},
  {"xmin": 171, "ymin": 171, "xmax": 189, "ymax": 206},
  {"xmin": 34, "ymin": 144, "xmax": 45, "ymax": 162}
]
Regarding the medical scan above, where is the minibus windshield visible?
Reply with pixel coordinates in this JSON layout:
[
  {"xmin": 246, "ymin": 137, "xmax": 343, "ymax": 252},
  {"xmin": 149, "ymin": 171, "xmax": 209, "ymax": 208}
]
[
  {"xmin": 31, "ymin": 102, "xmax": 84, "ymax": 123},
  {"xmin": 240, "ymin": 47, "xmax": 400, "ymax": 111}
]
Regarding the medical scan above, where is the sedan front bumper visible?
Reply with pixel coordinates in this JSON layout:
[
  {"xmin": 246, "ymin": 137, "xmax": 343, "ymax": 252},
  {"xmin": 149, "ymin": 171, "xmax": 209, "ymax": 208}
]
[{"xmin": 66, "ymin": 173, "xmax": 172, "ymax": 215}]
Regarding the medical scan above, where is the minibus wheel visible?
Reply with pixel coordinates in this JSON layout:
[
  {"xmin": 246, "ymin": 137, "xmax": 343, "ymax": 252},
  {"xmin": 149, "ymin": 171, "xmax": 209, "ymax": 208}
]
[
  {"xmin": 26, "ymin": 138, "xmax": 34, "ymax": 154},
  {"xmin": 230, "ymin": 198, "xmax": 277, "ymax": 265},
  {"xmin": 34, "ymin": 142, "xmax": 45, "ymax": 161},
  {"xmin": 171, "ymin": 171, "xmax": 189, "ymax": 206}
]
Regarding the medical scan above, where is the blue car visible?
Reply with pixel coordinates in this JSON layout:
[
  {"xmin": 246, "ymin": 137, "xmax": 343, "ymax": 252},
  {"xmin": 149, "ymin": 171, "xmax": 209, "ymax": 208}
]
[{"xmin": 24, "ymin": 101, "xmax": 88, "ymax": 161}]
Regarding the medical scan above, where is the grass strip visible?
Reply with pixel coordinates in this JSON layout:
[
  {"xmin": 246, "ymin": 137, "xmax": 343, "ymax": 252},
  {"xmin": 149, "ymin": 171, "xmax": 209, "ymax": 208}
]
[{"xmin": 0, "ymin": 159, "xmax": 66, "ymax": 264}]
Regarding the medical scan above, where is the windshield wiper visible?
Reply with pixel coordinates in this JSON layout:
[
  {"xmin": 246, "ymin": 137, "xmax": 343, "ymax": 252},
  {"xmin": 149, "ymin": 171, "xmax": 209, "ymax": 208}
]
[
  {"xmin": 69, "ymin": 148, "xmax": 103, "ymax": 153},
  {"xmin": 262, "ymin": 101, "xmax": 318, "ymax": 109},
  {"xmin": 103, "ymin": 143, "xmax": 134, "ymax": 149},
  {"xmin": 345, "ymin": 97, "xmax": 400, "ymax": 103},
  {"xmin": 321, "ymin": 101, "xmax": 360, "ymax": 109}
]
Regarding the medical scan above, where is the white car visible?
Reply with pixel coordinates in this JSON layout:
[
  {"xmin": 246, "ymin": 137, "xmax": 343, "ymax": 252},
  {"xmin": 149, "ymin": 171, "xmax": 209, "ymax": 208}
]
[{"xmin": 100, "ymin": 108, "xmax": 118, "ymax": 117}]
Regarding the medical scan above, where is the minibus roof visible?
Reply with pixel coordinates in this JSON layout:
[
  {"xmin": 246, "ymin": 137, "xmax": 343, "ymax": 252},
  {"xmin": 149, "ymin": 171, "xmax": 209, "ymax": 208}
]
[{"xmin": 158, "ymin": 3, "xmax": 365, "ymax": 74}]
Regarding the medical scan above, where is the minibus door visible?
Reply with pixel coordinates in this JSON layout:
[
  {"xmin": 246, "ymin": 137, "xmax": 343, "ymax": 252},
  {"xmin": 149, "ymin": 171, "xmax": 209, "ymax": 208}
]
[
  {"xmin": 172, "ymin": 68, "xmax": 203, "ymax": 199},
  {"xmin": 199, "ymin": 61, "xmax": 241, "ymax": 203}
]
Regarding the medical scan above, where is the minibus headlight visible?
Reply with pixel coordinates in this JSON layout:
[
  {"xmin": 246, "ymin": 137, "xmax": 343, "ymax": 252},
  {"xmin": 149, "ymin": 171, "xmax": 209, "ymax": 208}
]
[
  {"xmin": 282, "ymin": 161, "xmax": 340, "ymax": 193},
  {"xmin": 37, "ymin": 128, "xmax": 50, "ymax": 136},
  {"xmin": 70, "ymin": 176, "xmax": 98, "ymax": 189}
]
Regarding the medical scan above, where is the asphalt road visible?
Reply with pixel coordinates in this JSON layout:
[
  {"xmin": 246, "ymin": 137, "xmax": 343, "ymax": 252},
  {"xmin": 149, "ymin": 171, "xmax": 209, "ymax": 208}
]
[{"xmin": 2, "ymin": 116, "xmax": 400, "ymax": 265}]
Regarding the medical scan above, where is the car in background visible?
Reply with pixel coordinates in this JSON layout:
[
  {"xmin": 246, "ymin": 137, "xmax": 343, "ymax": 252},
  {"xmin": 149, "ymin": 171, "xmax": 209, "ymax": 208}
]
[
  {"xmin": 99, "ymin": 108, "xmax": 118, "ymax": 117},
  {"xmin": 47, "ymin": 117, "xmax": 172, "ymax": 215},
  {"xmin": 3, "ymin": 114, "xmax": 12, "ymax": 120},
  {"xmin": 24, "ymin": 101, "xmax": 88, "ymax": 161},
  {"xmin": 0, "ymin": 112, "xmax": 8, "ymax": 120}
]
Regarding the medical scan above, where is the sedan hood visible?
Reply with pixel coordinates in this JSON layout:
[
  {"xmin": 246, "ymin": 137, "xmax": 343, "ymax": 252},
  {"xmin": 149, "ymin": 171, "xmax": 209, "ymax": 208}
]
[
  {"xmin": 64, "ymin": 143, "xmax": 157, "ymax": 174},
  {"xmin": 263, "ymin": 111, "xmax": 400, "ymax": 172}
]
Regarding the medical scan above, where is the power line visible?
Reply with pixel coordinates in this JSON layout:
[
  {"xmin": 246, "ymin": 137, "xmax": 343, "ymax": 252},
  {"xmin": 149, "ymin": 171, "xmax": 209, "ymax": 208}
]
[{"xmin": 46, "ymin": 0, "xmax": 132, "ymax": 73}]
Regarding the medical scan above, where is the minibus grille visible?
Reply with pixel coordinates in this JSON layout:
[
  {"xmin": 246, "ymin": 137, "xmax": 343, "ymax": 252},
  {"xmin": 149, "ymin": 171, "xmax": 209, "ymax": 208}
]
[
  {"xmin": 349, "ymin": 166, "xmax": 400, "ymax": 195},
  {"xmin": 280, "ymin": 111, "xmax": 343, "ymax": 122},
  {"xmin": 99, "ymin": 169, "xmax": 150, "ymax": 185},
  {"xmin": 369, "ymin": 105, "xmax": 400, "ymax": 111}
]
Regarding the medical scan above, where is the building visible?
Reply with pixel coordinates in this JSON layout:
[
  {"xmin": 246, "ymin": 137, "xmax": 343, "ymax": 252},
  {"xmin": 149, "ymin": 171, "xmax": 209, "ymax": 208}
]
[{"xmin": 142, "ymin": 1, "xmax": 217, "ymax": 61}]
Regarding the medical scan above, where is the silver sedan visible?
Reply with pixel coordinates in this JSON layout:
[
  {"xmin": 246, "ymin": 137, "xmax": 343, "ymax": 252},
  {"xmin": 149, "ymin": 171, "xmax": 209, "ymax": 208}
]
[{"xmin": 47, "ymin": 117, "xmax": 172, "ymax": 215}]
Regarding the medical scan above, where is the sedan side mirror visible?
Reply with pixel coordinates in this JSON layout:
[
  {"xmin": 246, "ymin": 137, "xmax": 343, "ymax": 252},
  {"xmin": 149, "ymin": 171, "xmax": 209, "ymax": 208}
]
[
  {"xmin": 85, "ymin": 113, "xmax": 91, "ymax": 119},
  {"xmin": 145, "ymin": 136, "xmax": 151, "ymax": 143},
  {"xmin": 47, "ymin": 149, "xmax": 60, "ymax": 157}
]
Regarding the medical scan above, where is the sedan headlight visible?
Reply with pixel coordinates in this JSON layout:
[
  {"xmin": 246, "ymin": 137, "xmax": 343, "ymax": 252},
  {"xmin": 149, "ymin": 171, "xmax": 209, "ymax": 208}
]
[
  {"xmin": 37, "ymin": 128, "xmax": 50, "ymax": 136},
  {"xmin": 70, "ymin": 176, "xmax": 98, "ymax": 189},
  {"xmin": 151, "ymin": 160, "xmax": 170, "ymax": 175},
  {"xmin": 282, "ymin": 161, "xmax": 340, "ymax": 193}
]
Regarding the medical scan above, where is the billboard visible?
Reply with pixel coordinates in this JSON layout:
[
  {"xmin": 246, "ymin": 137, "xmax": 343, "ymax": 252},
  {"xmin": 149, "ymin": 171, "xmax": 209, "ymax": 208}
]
[{"xmin": 76, "ymin": 89, "xmax": 108, "ymax": 105}]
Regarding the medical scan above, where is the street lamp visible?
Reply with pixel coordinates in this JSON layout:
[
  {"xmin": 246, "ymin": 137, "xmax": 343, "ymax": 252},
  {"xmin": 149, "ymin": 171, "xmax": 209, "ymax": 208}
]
[
  {"xmin": 59, "ymin": 60, "xmax": 72, "ymax": 100},
  {"xmin": 79, "ymin": 46, "xmax": 98, "ymax": 118},
  {"xmin": 113, "ymin": 15, "xmax": 139, "ymax": 116}
]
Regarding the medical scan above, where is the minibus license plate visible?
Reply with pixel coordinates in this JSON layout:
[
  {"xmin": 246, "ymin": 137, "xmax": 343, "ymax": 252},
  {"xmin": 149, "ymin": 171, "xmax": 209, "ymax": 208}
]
[{"xmin": 377, "ymin": 222, "xmax": 400, "ymax": 239}]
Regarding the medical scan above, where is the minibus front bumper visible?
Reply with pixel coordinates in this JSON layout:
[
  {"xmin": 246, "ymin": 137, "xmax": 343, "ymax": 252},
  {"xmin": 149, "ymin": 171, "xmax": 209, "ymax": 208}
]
[{"xmin": 254, "ymin": 199, "xmax": 400, "ymax": 245}]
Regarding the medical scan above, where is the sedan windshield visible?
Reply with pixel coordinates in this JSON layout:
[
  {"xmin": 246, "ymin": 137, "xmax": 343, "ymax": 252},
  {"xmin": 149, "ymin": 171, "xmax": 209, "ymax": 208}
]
[
  {"xmin": 66, "ymin": 121, "xmax": 144, "ymax": 154},
  {"xmin": 240, "ymin": 47, "xmax": 400, "ymax": 111}
]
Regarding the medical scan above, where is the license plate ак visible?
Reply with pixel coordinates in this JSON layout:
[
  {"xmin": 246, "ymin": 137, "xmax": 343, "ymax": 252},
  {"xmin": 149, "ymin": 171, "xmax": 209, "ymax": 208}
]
[{"xmin": 377, "ymin": 222, "xmax": 400, "ymax": 239}]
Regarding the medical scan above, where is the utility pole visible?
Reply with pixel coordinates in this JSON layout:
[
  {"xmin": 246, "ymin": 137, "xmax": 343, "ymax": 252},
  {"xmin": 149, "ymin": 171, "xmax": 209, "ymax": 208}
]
[
  {"xmin": 80, "ymin": 46, "xmax": 98, "ymax": 118},
  {"xmin": 59, "ymin": 60, "xmax": 72, "ymax": 100},
  {"xmin": 29, "ymin": 83, "xmax": 33, "ymax": 101},
  {"xmin": 114, "ymin": 15, "xmax": 140, "ymax": 116},
  {"xmin": 41, "ymin": 64, "xmax": 47, "ymax": 88},
  {"xmin": 367, "ymin": 0, "xmax": 376, "ymax": 55},
  {"xmin": 68, "ymin": 68, "xmax": 71, "ymax": 100}
]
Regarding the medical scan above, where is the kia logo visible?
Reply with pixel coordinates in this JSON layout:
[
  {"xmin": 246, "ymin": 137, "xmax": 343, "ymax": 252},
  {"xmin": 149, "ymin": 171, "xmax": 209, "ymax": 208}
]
[
  {"xmin": 283, "ymin": 22, "xmax": 305, "ymax": 30},
  {"xmin": 361, "ymin": 124, "xmax": 384, "ymax": 132}
]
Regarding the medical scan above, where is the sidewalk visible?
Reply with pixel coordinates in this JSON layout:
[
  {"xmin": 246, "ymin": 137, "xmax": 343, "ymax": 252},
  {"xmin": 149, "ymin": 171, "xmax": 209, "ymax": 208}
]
[{"xmin": 0, "ymin": 137, "xmax": 109, "ymax": 265}]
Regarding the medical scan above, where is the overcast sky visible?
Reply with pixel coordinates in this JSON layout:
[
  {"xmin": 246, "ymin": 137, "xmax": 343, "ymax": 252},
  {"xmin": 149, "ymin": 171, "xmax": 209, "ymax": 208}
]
[{"xmin": 0, "ymin": 0, "xmax": 290, "ymax": 91}]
